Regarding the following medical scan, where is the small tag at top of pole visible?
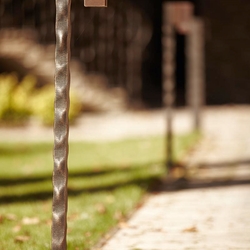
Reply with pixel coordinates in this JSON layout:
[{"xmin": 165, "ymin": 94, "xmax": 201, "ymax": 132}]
[{"xmin": 84, "ymin": 0, "xmax": 107, "ymax": 7}]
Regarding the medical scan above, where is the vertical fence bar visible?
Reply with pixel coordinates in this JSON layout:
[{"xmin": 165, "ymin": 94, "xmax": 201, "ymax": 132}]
[
  {"xmin": 52, "ymin": 0, "xmax": 71, "ymax": 249},
  {"xmin": 162, "ymin": 3, "xmax": 176, "ymax": 170},
  {"xmin": 186, "ymin": 17, "xmax": 205, "ymax": 131}
]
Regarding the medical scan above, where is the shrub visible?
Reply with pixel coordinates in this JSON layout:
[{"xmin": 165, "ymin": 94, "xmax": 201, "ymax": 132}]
[
  {"xmin": 31, "ymin": 85, "xmax": 81, "ymax": 126},
  {"xmin": 0, "ymin": 74, "xmax": 34, "ymax": 124},
  {"xmin": 0, "ymin": 74, "xmax": 81, "ymax": 126},
  {"xmin": 0, "ymin": 74, "xmax": 15, "ymax": 119}
]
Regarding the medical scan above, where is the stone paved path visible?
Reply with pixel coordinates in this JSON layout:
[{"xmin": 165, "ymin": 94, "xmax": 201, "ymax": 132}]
[
  {"xmin": 101, "ymin": 186, "xmax": 250, "ymax": 250},
  {"xmin": 100, "ymin": 105, "xmax": 250, "ymax": 250},
  {"xmin": 0, "ymin": 105, "xmax": 237, "ymax": 142},
  {"xmin": 0, "ymin": 108, "xmax": 190, "ymax": 142}
]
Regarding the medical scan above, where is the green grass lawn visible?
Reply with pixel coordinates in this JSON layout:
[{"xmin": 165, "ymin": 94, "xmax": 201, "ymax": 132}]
[{"xmin": 0, "ymin": 134, "xmax": 199, "ymax": 250}]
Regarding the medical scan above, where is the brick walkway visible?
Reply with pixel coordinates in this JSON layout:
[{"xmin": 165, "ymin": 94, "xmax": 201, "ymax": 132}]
[{"xmin": 100, "ymin": 106, "xmax": 250, "ymax": 250}]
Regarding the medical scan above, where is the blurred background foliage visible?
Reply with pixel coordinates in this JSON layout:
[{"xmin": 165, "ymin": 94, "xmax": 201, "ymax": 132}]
[{"xmin": 0, "ymin": 73, "xmax": 81, "ymax": 126}]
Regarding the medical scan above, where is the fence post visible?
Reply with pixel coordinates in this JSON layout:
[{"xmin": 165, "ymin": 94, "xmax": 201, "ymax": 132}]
[
  {"xmin": 162, "ymin": 3, "xmax": 176, "ymax": 170},
  {"xmin": 186, "ymin": 17, "xmax": 205, "ymax": 132},
  {"xmin": 52, "ymin": 1, "xmax": 107, "ymax": 249}
]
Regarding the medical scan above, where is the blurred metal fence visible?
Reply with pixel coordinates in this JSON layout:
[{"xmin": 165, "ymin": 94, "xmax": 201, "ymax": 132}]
[{"xmin": 0, "ymin": 0, "xmax": 152, "ymax": 105}]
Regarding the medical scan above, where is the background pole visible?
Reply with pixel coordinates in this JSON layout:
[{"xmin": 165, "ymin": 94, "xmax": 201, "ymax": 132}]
[
  {"xmin": 162, "ymin": 3, "xmax": 176, "ymax": 171},
  {"xmin": 186, "ymin": 17, "xmax": 205, "ymax": 132}
]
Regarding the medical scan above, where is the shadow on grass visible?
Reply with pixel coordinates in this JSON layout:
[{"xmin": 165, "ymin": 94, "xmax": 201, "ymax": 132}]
[
  {"xmin": 0, "ymin": 178, "xmax": 161, "ymax": 205},
  {"xmin": 0, "ymin": 161, "xmax": 162, "ymax": 186},
  {"xmin": 2, "ymin": 158, "xmax": 250, "ymax": 204},
  {"xmin": 0, "ymin": 143, "xmax": 52, "ymax": 156},
  {"xmin": 0, "ymin": 163, "xmax": 163, "ymax": 204}
]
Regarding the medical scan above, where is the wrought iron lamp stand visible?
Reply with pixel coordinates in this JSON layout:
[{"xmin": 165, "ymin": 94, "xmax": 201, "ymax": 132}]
[{"xmin": 52, "ymin": 1, "xmax": 107, "ymax": 249}]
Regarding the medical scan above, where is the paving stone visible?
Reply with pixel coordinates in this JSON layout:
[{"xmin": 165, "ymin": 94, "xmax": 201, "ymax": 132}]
[{"xmin": 101, "ymin": 106, "xmax": 250, "ymax": 250}]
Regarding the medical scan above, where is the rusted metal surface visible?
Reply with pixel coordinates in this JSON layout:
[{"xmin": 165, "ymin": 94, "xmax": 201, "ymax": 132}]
[
  {"xmin": 170, "ymin": 1, "xmax": 194, "ymax": 34},
  {"xmin": 52, "ymin": 0, "xmax": 71, "ymax": 249},
  {"xmin": 84, "ymin": 0, "xmax": 107, "ymax": 7},
  {"xmin": 162, "ymin": 3, "xmax": 176, "ymax": 170}
]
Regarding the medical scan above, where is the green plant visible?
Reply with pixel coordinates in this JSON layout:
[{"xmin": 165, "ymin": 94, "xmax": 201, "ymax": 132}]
[
  {"xmin": 0, "ymin": 73, "xmax": 81, "ymax": 125},
  {"xmin": 31, "ymin": 85, "xmax": 81, "ymax": 125},
  {"xmin": 11, "ymin": 75, "xmax": 36, "ymax": 118},
  {"xmin": 0, "ymin": 74, "xmax": 34, "ymax": 123},
  {"xmin": 0, "ymin": 74, "xmax": 15, "ymax": 118}
]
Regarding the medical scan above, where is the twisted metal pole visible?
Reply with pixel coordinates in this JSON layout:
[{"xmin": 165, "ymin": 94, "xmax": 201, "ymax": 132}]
[
  {"xmin": 52, "ymin": 0, "xmax": 71, "ymax": 249},
  {"xmin": 162, "ymin": 3, "xmax": 176, "ymax": 171}
]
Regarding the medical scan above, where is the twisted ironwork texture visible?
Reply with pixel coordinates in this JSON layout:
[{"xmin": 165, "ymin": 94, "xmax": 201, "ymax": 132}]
[
  {"xmin": 162, "ymin": 3, "xmax": 176, "ymax": 170},
  {"xmin": 52, "ymin": 0, "xmax": 71, "ymax": 249}
]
